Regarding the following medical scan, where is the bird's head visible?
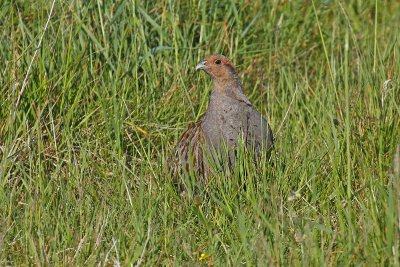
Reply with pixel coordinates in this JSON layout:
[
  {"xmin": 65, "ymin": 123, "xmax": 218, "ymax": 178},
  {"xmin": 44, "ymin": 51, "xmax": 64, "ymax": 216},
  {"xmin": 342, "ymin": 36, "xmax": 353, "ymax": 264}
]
[{"xmin": 196, "ymin": 54, "xmax": 237, "ymax": 81}]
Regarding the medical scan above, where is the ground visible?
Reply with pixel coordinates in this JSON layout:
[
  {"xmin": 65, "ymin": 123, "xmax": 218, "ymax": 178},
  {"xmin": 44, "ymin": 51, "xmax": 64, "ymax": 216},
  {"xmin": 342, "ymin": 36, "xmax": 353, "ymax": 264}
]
[{"xmin": 1, "ymin": 0, "xmax": 399, "ymax": 266}]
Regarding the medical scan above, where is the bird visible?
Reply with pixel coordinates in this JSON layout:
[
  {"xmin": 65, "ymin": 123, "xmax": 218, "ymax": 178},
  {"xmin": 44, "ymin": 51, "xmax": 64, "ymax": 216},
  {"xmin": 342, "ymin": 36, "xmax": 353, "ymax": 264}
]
[{"xmin": 171, "ymin": 54, "xmax": 273, "ymax": 181}]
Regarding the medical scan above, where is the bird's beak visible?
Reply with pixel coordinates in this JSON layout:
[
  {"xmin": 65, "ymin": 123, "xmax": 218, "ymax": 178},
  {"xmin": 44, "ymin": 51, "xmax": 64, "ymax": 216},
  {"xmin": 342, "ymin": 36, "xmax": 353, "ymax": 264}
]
[{"xmin": 196, "ymin": 61, "xmax": 207, "ymax": 71}]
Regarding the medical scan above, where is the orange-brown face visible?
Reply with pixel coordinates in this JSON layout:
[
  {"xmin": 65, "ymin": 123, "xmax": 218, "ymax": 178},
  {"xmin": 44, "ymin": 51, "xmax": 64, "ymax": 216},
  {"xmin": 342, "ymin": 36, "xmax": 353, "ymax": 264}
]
[{"xmin": 196, "ymin": 54, "xmax": 236, "ymax": 80}]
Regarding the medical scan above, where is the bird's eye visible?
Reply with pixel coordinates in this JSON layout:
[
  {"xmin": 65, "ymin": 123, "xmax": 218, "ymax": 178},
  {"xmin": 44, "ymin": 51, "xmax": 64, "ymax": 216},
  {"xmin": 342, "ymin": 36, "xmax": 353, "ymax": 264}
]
[{"xmin": 215, "ymin": 59, "xmax": 222, "ymax": 65}]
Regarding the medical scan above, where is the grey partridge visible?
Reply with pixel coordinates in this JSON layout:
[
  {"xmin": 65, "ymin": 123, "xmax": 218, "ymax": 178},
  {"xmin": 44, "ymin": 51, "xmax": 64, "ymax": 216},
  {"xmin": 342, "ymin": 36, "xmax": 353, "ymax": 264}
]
[{"xmin": 172, "ymin": 54, "xmax": 273, "ymax": 179}]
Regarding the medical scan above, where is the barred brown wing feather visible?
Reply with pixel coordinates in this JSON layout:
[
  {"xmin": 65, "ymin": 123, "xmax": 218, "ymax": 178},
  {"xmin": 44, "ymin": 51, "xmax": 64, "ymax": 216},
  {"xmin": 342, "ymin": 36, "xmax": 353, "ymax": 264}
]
[{"xmin": 172, "ymin": 122, "xmax": 208, "ymax": 178}]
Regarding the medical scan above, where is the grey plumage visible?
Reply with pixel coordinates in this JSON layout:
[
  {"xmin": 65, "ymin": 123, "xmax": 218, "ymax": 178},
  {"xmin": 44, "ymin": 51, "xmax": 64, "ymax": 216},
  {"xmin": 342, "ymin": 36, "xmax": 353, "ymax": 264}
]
[{"xmin": 172, "ymin": 54, "xmax": 273, "ymax": 179}]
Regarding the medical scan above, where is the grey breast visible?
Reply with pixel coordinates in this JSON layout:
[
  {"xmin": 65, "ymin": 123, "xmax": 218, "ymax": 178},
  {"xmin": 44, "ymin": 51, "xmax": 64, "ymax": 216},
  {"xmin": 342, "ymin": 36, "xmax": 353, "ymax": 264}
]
[{"xmin": 201, "ymin": 92, "xmax": 272, "ymax": 161}]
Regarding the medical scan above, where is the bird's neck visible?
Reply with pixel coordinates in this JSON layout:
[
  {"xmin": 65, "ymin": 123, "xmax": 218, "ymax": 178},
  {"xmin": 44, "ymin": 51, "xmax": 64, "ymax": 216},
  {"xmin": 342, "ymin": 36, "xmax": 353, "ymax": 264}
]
[
  {"xmin": 213, "ymin": 75, "xmax": 242, "ymax": 94},
  {"xmin": 211, "ymin": 75, "xmax": 251, "ymax": 105}
]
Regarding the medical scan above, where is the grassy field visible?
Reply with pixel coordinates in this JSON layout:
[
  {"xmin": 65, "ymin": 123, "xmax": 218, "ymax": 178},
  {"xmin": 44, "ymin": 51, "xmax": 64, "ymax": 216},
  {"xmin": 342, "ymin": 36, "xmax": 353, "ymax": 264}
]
[{"xmin": 1, "ymin": 0, "xmax": 399, "ymax": 265}]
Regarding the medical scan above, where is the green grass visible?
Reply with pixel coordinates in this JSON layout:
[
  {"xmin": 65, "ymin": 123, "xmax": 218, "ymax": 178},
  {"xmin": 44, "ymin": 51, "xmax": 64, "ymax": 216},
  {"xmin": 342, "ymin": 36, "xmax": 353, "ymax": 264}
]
[{"xmin": 1, "ymin": 0, "xmax": 399, "ymax": 265}]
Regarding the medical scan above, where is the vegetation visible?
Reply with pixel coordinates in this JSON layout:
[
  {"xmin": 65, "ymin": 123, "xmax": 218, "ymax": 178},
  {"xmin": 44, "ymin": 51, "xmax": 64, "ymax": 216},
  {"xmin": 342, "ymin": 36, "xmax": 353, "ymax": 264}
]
[{"xmin": 1, "ymin": 0, "xmax": 399, "ymax": 265}]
